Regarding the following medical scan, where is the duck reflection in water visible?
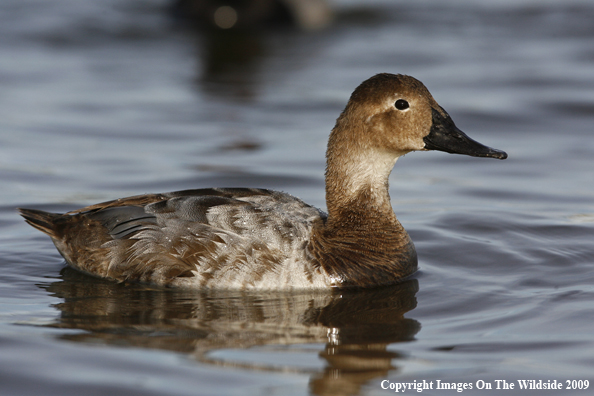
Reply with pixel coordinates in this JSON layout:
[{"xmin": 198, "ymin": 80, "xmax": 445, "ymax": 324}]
[{"xmin": 41, "ymin": 268, "xmax": 419, "ymax": 396}]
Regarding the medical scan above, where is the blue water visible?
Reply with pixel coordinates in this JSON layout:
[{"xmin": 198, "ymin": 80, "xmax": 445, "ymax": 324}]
[{"xmin": 1, "ymin": 0, "xmax": 594, "ymax": 395}]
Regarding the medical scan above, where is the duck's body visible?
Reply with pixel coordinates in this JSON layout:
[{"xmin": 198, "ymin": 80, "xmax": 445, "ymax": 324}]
[
  {"xmin": 20, "ymin": 74, "xmax": 507, "ymax": 290},
  {"xmin": 20, "ymin": 187, "xmax": 415, "ymax": 289}
]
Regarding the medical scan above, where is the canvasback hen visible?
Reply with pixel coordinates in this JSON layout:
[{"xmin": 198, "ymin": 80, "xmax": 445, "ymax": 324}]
[{"xmin": 20, "ymin": 73, "xmax": 507, "ymax": 290}]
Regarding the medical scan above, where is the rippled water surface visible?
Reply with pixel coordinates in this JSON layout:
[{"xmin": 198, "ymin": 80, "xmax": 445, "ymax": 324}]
[{"xmin": 2, "ymin": 0, "xmax": 594, "ymax": 395}]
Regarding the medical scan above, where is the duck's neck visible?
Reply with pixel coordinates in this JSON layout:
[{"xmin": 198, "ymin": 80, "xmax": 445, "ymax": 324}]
[
  {"xmin": 324, "ymin": 139, "xmax": 400, "ymax": 226},
  {"xmin": 308, "ymin": 127, "xmax": 417, "ymax": 288}
]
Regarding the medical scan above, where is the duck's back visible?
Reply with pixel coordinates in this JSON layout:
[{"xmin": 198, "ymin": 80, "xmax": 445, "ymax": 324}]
[{"xmin": 20, "ymin": 188, "xmax": 330, "ymax": 289}]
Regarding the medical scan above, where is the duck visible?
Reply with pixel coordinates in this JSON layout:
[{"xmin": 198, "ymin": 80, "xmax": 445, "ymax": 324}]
[{"xmin": 19, "ymin": 73, "xmax": 507, "ymax": 290}]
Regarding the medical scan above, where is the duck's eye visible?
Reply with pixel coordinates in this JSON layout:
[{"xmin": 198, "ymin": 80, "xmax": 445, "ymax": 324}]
[{"xmin": 395, "ymin": 99, "xmax": 409, "ymax": 110}]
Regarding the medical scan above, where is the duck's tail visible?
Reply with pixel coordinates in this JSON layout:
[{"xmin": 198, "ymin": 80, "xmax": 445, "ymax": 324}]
[{"xmin": 18, "ymin": 208, "xmax": 61, "ymax": 238}]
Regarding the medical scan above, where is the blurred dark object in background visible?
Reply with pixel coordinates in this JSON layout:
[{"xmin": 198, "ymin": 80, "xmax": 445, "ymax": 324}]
[{"xmin": 170, "ymin": 0, "xmax": 332, "ymax": 30}]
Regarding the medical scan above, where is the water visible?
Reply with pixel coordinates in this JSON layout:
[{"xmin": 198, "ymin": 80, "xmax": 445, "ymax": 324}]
[{"xmin": 1, "ymin": 0, "xmax": 594, "ymax": 395}]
